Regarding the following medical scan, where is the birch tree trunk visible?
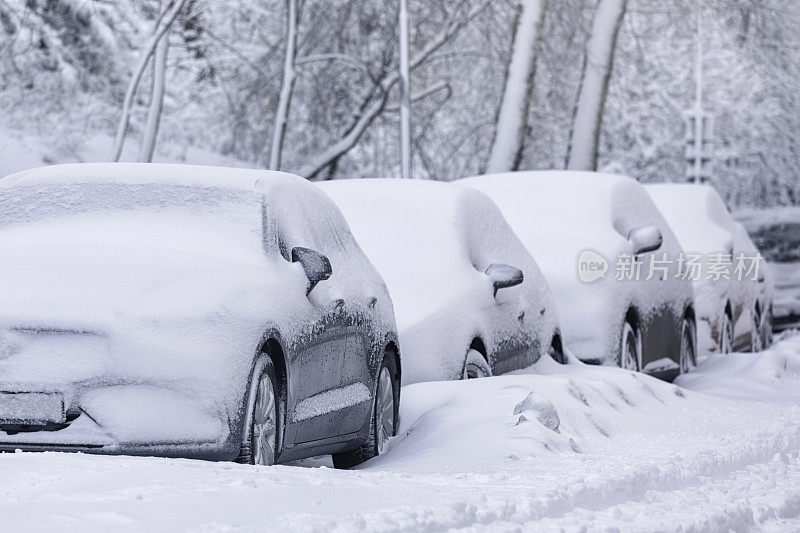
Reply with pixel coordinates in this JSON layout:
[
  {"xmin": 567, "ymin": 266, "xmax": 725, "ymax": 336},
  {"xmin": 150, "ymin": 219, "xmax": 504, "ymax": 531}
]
[
  {"xmin": 268, "ymin": 0, "xmax": 300, "ymax": 171},
  {"xmin": 485, "ymin": 0, "xmax": 548, "ymax": 174},
  {"xmin": 138, "ymin": 31, "xmax": 169, "ymax": 163},
  {"xmin": 565, "ymin": 0, "xmax": 628, "ymax": 171},
  {"xmin": 111, "ymin": 0, "xmax": 187, "ymax": 162}
]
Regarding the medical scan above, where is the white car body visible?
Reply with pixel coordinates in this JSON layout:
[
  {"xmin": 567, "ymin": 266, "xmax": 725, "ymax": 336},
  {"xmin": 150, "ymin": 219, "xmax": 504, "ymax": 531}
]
[
  {"xmin": 0, "ymin": 164, "xmax": 399, "ymax": 461},
  {"xmin": 646, "ymin": 184, "xmax": 759, "ymax": 354},
  {"xmin": 461, "ymin": 172, "xmax": 693, "ymax": 377},
  {"xmin": 320, "ymin": 179, "xmax": 562, "ymax": 385}
]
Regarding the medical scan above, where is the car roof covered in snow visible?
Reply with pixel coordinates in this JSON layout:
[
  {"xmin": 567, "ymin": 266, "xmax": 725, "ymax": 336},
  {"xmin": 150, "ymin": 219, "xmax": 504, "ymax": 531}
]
[
  {"xmin": 320, "ymin": 178, "xmax": 553, "ymax": 329},
  {"xmin": 645, "ymin": 183, "xmax": 735, "ymax": 254},
  {"xmin": 458, "ymin": 171, "xmax": 669, "ymax": 264},
  {"xmin": 1, "ymin": 163, "xmax": 304, "ymax": 192}
]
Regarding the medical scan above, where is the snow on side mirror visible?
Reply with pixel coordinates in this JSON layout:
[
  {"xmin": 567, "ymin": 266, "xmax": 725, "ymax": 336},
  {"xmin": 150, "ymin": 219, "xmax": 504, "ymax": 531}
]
[
  {"xmin": 292, "ymin": 247, "xmax": 332, "ymax": 295},
  {"xmin": 628, "ymin": 226, "xmax": 663, "ymax": 255},
  {"xmin": 485, "ymin": 264, "xmax": 524, "ymax": 296}
]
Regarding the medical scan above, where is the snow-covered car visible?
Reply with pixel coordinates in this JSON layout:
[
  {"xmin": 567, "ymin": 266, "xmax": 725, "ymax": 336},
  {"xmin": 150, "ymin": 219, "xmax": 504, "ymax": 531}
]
[
  {"xmin": 646, "ymin": 184, "xmax": 760, "ymax": 354},
  {"xmin": 0, "ymin": 163, "xmax": 401, "ymax": 468},
  {"xmin": 733, "ymin": 222, "xmax": 774, "ymax": 350},
  {"xmin": 460, "ymin": 172, "xmax": 695, "ymax": 380},
  {"xmin": 319, "ymin": 179, "xmax": 562, "ymax": 385},
  {"xmin": 736, "ymin": 207, "xmax": 800, "ymax": 333}
]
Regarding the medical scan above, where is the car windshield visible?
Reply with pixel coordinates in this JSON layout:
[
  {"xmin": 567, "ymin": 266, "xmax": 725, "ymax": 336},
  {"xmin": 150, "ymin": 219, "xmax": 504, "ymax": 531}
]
[
  {"xmin": 0, "ymin": 182, "xmax": 262, "ymax": 231},
  {"xmin": 748, "ymin": 222, "xmax": 800, "ymax": 263}
]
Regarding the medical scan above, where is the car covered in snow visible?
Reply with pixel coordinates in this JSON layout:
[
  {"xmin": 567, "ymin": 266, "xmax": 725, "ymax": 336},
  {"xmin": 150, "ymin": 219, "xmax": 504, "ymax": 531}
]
[
  {"xmin": 733, "ymin": 222, "xmax": 774, "ymax": 350},
  {"xmin": 0, "ymin": 163, "xmax": 400, "ymax": 468},
  {"xmin": 646, "ymin": 184, "xmax": 761, "ymax": 354},
  {"xmin": 736, "ymin": 207, "xmax": 800, "ymax": 333},
  {"xmin": 319, "ymin": 179, "xmax": 562, "ymax": 385},
  {"xmin": 460, "ymin": 171, "xmax": 696, "ymax": 380}
]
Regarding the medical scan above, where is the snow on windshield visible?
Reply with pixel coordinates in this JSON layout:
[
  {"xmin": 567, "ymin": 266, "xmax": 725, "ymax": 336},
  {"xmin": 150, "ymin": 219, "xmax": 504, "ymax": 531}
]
[{"xmin": 0, "ymin": 182, "xmax": 262, "ymax": 230}]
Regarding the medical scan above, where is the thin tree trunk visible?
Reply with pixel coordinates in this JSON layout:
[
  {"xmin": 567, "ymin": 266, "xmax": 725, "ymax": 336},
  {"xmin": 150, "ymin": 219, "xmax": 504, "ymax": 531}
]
[
  {"xmin": 565, "ymin": 0, "xmax": 628, "ymax": 171},
  {"xmin": 299, "ymin": 0, "xmax": 491, "ymax": 180},
  {"xmin": 138, "ymin": 31, "xmax": 169, "ymax": 163},
  {"xmin": 268, "ymin": 0, "xmax": 300, "ymax": 171},
  {"xmin": 485, "ymin": 0, "xmax": 548, "ymax": 174},
  {"xmin": 398, "ymin": 0, "xmax": 412, "ymax": 179},
  {"xmin": 111, "ymin": 0, "xmax": 187, "ymax": 162}
]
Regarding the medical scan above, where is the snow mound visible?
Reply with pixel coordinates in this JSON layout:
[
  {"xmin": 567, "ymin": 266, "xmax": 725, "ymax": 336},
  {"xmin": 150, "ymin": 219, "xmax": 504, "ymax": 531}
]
[
  {"xmin": 513, "ymin": 391, "xmax": 561, "ymax": 433},
  {"xmin": 675, "ymin": 331, "xmax": 800, "ymax": 403},
  {"xmin": 2, "ymin": 335, "xmax": 800, "ymax": 531}
]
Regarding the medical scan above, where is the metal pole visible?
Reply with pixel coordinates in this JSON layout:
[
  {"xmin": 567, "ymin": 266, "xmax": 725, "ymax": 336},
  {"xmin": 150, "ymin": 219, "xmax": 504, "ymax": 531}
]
[
  {"xmin": 399, "ymin": 0, "xmax": 412, "ymax": 179},
  {"xmin": 693, "ymin": 0, "xmax": 704, "ymax": 183}
]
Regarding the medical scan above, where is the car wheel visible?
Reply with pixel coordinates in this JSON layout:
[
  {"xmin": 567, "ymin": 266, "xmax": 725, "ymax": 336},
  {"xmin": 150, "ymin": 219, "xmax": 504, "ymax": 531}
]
[
  {"xmin": 751, "ymin": 307, "xmax": 763, "ymax": 353},
  {"xmin": 679, "ymin": 318, "xmax": 697, "ymax": 374},
  {"xmin": 620, "ymin": 320, "xmax": 640, "ymax": 371},
  {"xmin": 720, "ymin": 312, "xmax": 733, "ymax": 354},
  {"xmin": 238, "ymin": 357, "xmax": 281, "ymax": 466},
  {"xmin": 462, "ymin": 348, "xmax": 492, "ymax": 379},
  {"xmin": 549, "ymin": 337, "xmax": 566, "ymax": 364},
  {"xmin": 332, "ymin": 353, "xmax": 398, "ymax": 469}
]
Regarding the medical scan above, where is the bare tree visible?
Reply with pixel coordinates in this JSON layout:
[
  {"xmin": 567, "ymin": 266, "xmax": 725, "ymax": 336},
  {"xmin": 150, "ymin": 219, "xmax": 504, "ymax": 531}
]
[
  {"xmin": 139, "ymin": 24, "xmax": 170, "ymax": 163},
  {"xmin": 111, "ymin": 0, "xmax": 188, "ymax": 162},
  {"xmin": 299, "ymin": 0, "xmax": 492, "ymax": 180},
  {"xmin": 485, "ymin": 0, "xmax": 548, "ymax": 174},
  {"xmin": 565, "ymin": 0, "xmax": 628, "ymax": 171},
  {"xmin": 268, "ymin": 0, "xmax": 300, "ymax": 171}
]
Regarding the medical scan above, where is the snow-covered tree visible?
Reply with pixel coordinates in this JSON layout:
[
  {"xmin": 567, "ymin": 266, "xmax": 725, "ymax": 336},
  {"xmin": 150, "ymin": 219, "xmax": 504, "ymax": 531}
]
[
  {"xmin": 566, "ymin": 0, "xmax": 628, "ymax": 171},
  {"xmin": 485, "ymin": 0, "xmax": 548, "ymax": 174}
]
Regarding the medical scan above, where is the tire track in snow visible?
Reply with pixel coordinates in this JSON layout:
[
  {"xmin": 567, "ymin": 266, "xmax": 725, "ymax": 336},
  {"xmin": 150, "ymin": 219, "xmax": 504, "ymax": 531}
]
[{"xmin": 269, "ymin": 408, "xmax": 800, "ymax": 532}]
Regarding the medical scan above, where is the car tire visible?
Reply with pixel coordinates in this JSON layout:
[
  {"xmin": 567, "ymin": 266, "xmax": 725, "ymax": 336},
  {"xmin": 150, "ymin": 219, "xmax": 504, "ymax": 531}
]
[
  {"xmin": 237, "ymin": 356, "xmax": 282, "ymax": 466},
  {"xmin": 751, "ymin": 307, "xmax": 763, "ymax": 353},
  {"xmin": 462, "ymin": 348, "xmax": 492, "ymax": 379},
  {"xmin": 720, "ymin": 311, "xmax": 734, "ymax": 354},
  {"xmin": 549, "ymin": 337, "xmax": 566, "ymax": 364},
  {"xmin": 332, "ymin": 353, "xmax": 398, "ymax": 469},
  {"xmin": 620, "ymin": 320, "xmax": 640, "ymax": 371},
  {"xmin": 679, "ymin": 318, "xmax": 697, "ymax": 374}
]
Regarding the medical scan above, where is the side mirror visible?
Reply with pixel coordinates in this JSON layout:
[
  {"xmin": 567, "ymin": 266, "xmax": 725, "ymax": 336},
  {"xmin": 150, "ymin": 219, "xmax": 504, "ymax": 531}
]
[
  {"xmin": 292, "ymin": 247, "xmax": 332, "ymax": 295},
  {"xmin": 628, "ymin": 226, "xmax": 663, "ymax": 255},
  {"xmin": 485, "ymin": 264, "xmax": 524, "ymax": 296}
]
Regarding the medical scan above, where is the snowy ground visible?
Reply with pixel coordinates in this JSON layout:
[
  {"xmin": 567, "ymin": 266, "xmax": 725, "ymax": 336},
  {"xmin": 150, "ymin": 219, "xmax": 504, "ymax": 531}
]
[{"xmin": 2, "ymin": 333, "xmax": 800, "ymax": 531}]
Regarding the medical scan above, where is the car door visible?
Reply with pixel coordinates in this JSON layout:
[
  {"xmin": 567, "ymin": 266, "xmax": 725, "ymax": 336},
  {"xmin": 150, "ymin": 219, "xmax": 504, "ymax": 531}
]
[
  {"xmin": 466, "ymin": 207, "xmax": 537, "ymax": 374},
  {"xmin": 270, "ymin": 190, "xmax": 372, "ymax": 445},
  {"xmin": 318, "ymin": 201, "xmax": 375, "ymax": 437}
]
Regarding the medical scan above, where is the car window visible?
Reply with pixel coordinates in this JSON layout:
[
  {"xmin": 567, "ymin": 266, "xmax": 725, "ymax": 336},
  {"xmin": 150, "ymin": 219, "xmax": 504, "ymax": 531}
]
[
  {"xmin": 748, "ymin": 223, "xmax": 800, "ymax": 263},
  {"xmin": 0, "ymin": 182, "xmax": 262, "ymax": 231}
]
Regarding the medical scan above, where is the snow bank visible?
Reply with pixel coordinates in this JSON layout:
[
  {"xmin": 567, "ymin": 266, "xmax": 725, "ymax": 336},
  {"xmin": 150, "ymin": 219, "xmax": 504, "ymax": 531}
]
[
  {"xmin": 675, "ymin": 331, "xmax": 800, "ymax": 402},
  {"xmin": 3, "ymin": 334, "xmax": 800, "ymax": 531}
]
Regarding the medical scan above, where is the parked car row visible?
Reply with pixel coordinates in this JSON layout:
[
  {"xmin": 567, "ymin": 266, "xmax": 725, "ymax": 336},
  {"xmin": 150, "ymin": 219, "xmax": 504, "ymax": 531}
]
[{"xmin": 0, "ymin": 163, "xmax": 771, "ymax": 468}]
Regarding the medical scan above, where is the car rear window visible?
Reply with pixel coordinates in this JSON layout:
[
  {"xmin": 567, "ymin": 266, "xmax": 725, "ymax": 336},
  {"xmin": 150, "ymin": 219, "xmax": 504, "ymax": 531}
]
[{"xmin": 0, "ymin": 182, "xmax": 262, "ymax": 231}]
